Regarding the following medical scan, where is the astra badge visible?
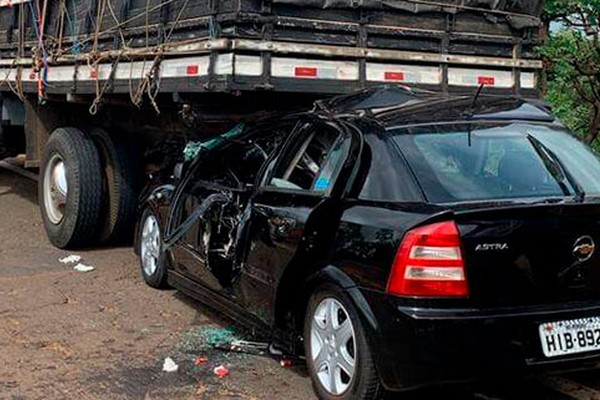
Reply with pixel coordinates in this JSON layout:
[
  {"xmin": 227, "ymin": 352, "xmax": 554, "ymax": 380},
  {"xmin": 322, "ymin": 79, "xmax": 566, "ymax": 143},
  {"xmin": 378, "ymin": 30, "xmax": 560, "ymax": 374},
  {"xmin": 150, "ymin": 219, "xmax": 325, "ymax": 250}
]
[
  {"xmin": 475, "ymin": 243, "xmax": 509, "ymax": 252},
  {"xmin": 573, "ymin": 236, "xmax": 595, "ymax": 262}
]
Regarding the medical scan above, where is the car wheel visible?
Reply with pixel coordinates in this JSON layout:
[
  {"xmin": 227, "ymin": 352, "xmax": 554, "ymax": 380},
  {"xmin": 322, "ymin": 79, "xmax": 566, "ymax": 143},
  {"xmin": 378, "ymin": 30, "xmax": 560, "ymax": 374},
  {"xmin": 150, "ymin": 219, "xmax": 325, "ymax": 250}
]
[
  {"xmin": 139, "ymin": 208, "xmax": 169, "ymax": 289},
  {"xmin": 40, "ymin": 127, "xmax": 104, "ymax": 249},
  {"xmin": 304, "ymin": 284, "xmax": 382, "ymax": 400},
  {"xmin": 91, "ymin": 128, "xmax": 140, "ymax": 245}
]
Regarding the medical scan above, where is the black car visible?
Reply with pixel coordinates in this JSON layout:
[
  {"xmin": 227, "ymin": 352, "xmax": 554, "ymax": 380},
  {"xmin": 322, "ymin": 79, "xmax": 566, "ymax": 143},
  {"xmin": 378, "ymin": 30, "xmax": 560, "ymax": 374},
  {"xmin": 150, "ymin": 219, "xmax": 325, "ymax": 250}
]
[{"xmin": 135, "ymin": 87, "xmax": 600, "ymax": 400}]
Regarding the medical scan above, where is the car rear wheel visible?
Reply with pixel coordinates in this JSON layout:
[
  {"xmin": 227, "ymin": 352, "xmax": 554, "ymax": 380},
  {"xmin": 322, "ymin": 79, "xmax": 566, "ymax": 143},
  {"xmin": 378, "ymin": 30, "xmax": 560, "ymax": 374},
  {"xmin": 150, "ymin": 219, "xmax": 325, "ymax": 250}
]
[
  {"xmin": 139, "ymin": 208, "xmax": 169, "ymax": 289},
  {"xmin": 304, "ymin": 284, "xmax": 382, "ymax": 400}
]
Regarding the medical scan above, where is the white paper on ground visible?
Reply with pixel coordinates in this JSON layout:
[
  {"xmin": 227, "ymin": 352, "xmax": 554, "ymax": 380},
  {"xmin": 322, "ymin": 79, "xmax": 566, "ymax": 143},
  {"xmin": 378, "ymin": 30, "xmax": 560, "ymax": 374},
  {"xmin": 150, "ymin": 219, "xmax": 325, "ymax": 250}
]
[
  {"xmin": 73, "ymin": 263, "xmax": 95, "ymax": 272},
  {"xmin": 162, "ymin": 357, "xmax": 179, "ymax": 373},
  {"xmin": 59, "ymin": 255, "xmax": 82, "ymax": 264}
]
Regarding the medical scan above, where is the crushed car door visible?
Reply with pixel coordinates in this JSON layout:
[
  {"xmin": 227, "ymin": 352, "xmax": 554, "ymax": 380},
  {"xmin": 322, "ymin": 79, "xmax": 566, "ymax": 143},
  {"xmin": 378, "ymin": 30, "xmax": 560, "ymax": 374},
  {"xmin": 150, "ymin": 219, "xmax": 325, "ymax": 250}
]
[
  {"xmin": 167, "ymin": 123, "xmax": 293, "ymax": 293},
  {"xmin": 167, "ymin": 151, "xmax": 240, "ymax": 291},
  {"xmin": 240, "ymin": 121, "xmax": 353, "ymax": 319}
]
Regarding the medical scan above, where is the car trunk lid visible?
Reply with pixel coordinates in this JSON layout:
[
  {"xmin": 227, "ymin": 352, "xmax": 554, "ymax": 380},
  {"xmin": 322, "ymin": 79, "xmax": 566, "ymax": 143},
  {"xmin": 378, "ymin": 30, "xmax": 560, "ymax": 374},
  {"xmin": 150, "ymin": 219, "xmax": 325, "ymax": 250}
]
[{"xmin": 454, "ymin": 202, "xmax": 600, "ymax": 307}]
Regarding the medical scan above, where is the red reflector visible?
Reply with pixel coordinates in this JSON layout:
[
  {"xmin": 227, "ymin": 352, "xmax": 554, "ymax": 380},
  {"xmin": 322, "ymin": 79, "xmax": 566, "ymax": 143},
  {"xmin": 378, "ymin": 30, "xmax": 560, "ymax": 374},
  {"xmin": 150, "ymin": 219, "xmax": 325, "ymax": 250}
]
[
  {"xmin": 477, "ymin": 76, "xmax": 495, "ymax": 86},
  {"xmin": 387, "ymin": 221, "xmax": 468, "ymax": 298},
  {"xmin": 295, "ymin": 67, "xmax": 318, "ymax": 78},
  {"xmin": 384, "ymin": 71, "xmax": 405, "ymax": 81},
  {"xmin": 186, "ymin": 65, "xmax": 199, "ymax": 75},
  {"xmin": 90, "ymin": 70, "xmax": 98, "ymax": 79}
]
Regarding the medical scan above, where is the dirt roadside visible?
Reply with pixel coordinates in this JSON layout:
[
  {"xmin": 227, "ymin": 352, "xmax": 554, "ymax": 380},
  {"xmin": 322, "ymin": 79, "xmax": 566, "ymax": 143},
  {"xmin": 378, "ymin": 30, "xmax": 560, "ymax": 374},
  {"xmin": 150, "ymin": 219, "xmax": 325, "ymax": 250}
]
[
  {"xmin": 0, "ymin": 169, "xmax": 315, "ymax": 400},
  {"xmin": 1, "ymin": 168, "xmax": 599, "ymax": 400}
]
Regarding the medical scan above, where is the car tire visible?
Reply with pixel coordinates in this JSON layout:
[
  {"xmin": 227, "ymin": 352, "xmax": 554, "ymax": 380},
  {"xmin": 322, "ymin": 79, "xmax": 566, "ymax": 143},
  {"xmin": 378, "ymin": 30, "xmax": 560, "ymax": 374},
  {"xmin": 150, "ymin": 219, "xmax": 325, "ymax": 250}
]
[
  {"xmin": 91, "ymin": 128, "xmax": 140, "ymax": 245},
  {"xmin": 138, "ymin": 208, "xmax": 170, "ymax": 289},
  {"xmin": 39, "ymin": 127, "xmax": 104, "ymax": 249},
  {"xmin": 304, "ymin": 283, "xmax": 382, "ymax": 400}
]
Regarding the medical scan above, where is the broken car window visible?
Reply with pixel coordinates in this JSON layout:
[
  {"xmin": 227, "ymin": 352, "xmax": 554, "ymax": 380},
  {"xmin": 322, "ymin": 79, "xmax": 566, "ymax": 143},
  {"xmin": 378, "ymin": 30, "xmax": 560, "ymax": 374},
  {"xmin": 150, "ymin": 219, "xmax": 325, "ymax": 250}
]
[
  {"xmin": 225, "ymin": 125, "xmax": 291, "ymax": 187},
  {"xmin": 269, "ymin": 126, "xmax": 345, "ymax": 192}
]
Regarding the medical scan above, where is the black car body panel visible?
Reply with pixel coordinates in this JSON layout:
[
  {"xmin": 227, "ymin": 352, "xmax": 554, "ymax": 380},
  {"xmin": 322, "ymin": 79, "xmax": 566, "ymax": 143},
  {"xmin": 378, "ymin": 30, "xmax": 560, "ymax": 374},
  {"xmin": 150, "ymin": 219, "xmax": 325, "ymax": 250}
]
[
  {"xmin": 366, "ymin": 292, "xmax": 600, "ymax": 390},
  {"xmin": 455, "ymin": 203, "xmax": 600, "ymax": 308},
  {"xmin": 136, "ymin": 87, "xmax": 600, "ymax": 391}
]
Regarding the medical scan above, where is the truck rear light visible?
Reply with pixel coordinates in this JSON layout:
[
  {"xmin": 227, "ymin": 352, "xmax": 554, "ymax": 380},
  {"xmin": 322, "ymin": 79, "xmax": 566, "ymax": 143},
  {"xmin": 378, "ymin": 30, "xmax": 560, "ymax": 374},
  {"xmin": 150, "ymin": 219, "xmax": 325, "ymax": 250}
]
[
  {"xmin": 387, "ymin": 221, "xmax": 468, "ymax": 298},
  {"xmin": 477, "ymin": 76, "xmax": 495, "ymax": 86},
  {"xmin": 186, "ymin": 65, "xmax": 199, "ymax": 75},
  {"xmin": 384, "ymin": 71, "xmax": 405, "ymax": 81},
  {"xmin": 295, "ymin": 67, "xmax": 318, "ymax": 78}
]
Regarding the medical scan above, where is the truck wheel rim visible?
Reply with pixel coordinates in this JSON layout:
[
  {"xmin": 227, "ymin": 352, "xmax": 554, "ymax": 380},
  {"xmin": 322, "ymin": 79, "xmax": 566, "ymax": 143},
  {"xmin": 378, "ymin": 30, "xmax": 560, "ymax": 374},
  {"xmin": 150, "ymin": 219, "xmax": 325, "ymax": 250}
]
[
  {"xmin": 310, "ymin": 298, "xmax": 356, "ymax": 395},
  {"xmin": 43, "ymin": 154, "xmax": 68, "ymax": 225},
  {"xmin": 141, "ymin": 214, "xmax": 160, "ymax": 276}
]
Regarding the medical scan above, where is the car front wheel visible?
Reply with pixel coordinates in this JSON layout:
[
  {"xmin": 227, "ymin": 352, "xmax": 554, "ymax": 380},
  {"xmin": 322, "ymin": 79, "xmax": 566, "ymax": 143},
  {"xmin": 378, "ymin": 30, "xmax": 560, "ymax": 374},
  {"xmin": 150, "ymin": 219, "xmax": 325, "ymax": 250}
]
[
  {"xmin": 139, "ymin": 208, "xmax": 169, "ymax": 289},
  {"xmin": 304, "ymin": 284, "xmax": 382, "ymax": 400}
]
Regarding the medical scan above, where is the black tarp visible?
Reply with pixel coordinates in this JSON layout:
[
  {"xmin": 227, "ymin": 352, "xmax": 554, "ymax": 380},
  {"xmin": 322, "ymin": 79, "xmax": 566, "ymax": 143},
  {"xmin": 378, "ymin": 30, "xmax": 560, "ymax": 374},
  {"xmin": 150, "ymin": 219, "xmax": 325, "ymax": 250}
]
[
  {"xmin": 271, "ymin": 0, "xmax": 544, "ymax": 28},
  {"xmin": 0, "ymin": 0, "xmax": 543, "ymax": 55}
]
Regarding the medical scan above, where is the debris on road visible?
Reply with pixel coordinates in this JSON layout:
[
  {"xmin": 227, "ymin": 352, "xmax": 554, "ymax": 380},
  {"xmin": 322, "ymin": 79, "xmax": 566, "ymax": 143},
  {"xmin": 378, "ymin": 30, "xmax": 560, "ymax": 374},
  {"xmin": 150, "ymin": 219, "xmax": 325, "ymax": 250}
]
[
  {"xmin": 213, "ymin": 365, "xmax": 229, "ymax": 377},
  {"xmin": 194, "ymin": 356, "xmax": 208, "ymax": 367},
  {"xmin": 215, "ymin": 340, "xmax": 269, "ymax": 356},
  {"xmin": 59, "ymin": 255, "xmax": 82, "ymax": 264},
  {"xmin": 58, "ymin": 255, "xmax": 95, "ymax": 272},
  {"xmin": 180, "ymin": 326, "xmax": 240, "ymax": 351},
  {"xmin": 162, "ymin": 357, "xmax": 179, "ymax": 373},
  {"xmin": 73, "ymin": 263, "xmax": 95, "ymax": 273}
]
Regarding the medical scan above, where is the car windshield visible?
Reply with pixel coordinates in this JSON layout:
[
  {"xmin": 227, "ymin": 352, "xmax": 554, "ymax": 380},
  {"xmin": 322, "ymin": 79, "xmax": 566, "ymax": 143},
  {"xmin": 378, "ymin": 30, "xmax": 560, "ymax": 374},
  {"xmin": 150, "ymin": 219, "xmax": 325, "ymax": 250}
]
[{"xmin": 390, "ymin": 123, "xmax": 600, "ymax": 204}]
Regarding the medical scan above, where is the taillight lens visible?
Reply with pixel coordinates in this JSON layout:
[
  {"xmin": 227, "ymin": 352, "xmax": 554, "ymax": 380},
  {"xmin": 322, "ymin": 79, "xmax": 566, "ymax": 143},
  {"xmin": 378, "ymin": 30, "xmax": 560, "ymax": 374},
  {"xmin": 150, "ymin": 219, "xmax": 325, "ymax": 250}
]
[{"xmin": 387, "ymin": 221, "xmax": 468, "ymax": 298}]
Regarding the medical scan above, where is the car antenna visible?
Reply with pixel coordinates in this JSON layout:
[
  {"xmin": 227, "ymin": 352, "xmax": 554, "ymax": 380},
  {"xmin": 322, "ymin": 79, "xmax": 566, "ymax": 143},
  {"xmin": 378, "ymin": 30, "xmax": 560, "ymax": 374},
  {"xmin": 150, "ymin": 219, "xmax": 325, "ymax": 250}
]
[{"xmin": 466, "ymin": 83, "xmax": 485, "ymax": 147}]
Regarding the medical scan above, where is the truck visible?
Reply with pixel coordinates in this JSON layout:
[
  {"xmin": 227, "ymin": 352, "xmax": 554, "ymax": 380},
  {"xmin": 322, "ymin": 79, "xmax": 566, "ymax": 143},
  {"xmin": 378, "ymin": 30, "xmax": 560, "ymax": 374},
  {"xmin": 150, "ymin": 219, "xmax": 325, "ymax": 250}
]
[{"xmin": 0, "ymin": 0, "xmax": 544, "ymax": 248}]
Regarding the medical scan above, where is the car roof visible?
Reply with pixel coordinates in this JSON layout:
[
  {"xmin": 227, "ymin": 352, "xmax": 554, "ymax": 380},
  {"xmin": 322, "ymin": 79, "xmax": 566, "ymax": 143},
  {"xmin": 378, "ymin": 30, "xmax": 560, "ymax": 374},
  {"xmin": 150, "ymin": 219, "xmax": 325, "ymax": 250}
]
[{"xmin": 318, "ymin": 85, "xmax": 556, "ymax": 129}]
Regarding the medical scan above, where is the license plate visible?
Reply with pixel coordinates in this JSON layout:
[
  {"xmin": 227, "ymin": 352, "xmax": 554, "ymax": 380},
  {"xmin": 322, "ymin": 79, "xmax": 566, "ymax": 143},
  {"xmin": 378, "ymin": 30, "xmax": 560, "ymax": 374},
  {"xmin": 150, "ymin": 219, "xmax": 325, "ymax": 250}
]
[{"xmin": 539, "ymin": 317, "xmax": 600, "ymax": 358}]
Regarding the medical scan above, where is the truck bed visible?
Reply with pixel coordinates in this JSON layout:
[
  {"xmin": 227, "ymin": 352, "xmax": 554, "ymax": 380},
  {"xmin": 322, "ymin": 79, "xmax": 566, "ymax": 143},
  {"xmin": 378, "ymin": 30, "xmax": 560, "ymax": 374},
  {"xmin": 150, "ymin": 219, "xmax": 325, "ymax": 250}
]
[{"xmin": 0, "ymin": 0, "xmax": 544, "ymax": 100}]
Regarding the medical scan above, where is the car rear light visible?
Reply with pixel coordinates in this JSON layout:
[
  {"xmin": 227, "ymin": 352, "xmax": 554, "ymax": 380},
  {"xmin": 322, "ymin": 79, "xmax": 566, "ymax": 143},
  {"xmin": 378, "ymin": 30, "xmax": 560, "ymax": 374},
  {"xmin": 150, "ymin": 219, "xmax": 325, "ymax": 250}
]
[{"xmin": 387, "ymin": 221, "xmax": 468, "ymax": 298}]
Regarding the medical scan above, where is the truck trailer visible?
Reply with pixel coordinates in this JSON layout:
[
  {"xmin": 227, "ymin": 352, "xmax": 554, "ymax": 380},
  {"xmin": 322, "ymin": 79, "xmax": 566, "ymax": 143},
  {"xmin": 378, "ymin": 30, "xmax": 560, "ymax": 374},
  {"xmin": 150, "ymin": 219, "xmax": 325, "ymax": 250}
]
[{"xmin": 0, "ymin": 0, "xmax": 544, "ymax": 248}]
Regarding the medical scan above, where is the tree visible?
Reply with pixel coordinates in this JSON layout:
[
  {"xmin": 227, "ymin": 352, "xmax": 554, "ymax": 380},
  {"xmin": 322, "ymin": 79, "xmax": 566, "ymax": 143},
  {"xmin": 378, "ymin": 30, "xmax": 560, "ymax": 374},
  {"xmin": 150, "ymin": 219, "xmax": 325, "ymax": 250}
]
[{"xmin": 541, "ymin": 0, "xmax": 600, "ymax": 143}]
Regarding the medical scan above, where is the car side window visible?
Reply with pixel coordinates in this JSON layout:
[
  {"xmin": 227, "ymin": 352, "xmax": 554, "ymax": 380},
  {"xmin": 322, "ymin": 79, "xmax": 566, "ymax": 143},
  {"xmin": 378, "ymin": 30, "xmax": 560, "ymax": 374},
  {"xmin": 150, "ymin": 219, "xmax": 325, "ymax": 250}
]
[
  {"xmin": 359, "ymin": 134, "xmax": 423, "ymax": 202},
  {"xmin": 191, "ymin": 123, "xmax": 293, "ymax": 189},
  {"xmin": 192, "ymin": 155, "xmax": 236, "ymax": 187},
  {"xmin": 223, "ymin": 143, "xmax": 269, "ymax": 187},
  {"xmin": 269, "ymin": 125, "xmax": 348, "ymax": 193}
]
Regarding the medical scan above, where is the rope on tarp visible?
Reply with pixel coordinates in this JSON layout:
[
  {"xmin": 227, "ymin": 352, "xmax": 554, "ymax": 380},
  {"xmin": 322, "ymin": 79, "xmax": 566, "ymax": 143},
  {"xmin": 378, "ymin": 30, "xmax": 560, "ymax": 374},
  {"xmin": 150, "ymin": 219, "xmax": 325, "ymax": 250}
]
[{"xmin": 0, "ymin": 0, "xmax": 191, "ymax": 113}]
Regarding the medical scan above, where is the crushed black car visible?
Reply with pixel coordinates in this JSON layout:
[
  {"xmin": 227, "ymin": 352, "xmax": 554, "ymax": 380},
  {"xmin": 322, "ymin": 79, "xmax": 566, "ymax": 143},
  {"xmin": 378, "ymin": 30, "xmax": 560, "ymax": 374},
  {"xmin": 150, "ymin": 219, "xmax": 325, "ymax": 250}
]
[{"xmin": 135, "ymin": 87, "xmax": 600, "ymax": 400}]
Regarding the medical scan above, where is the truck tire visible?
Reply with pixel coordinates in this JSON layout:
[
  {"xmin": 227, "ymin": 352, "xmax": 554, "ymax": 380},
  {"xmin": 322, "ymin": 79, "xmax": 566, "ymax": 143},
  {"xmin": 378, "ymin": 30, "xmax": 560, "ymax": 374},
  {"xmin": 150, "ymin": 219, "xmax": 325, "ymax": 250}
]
[
  {"xmin": 40, "ymin": 127, "xmax": 104, "ymax": 249},
  {"xmin": 91, "ymin": 128, "xmax": 140, "ymax": 245}
]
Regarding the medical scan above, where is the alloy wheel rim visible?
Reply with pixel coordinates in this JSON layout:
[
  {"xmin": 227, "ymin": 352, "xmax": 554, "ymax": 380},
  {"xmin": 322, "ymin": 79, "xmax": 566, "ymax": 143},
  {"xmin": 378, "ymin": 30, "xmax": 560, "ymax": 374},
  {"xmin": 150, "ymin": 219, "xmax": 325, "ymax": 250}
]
[
  {"xmin": 43, "ymin": 154, "xmax": 68, "ymax": 225},
  {"xmin": 141, "ymin": 214, "xmax": 161, "ymax": 276},
  {"xmin": 310, "ymin": 297, "xmax": 357, "ymax": 395}
]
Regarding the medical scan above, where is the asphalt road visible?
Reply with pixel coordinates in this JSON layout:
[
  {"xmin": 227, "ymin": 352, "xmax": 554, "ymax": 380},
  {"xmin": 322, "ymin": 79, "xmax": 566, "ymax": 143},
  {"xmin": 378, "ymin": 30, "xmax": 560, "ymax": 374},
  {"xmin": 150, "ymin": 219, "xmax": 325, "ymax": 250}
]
[{"xmin": 1, "ymin": 167, "xmax": 600, "ymax": 400}]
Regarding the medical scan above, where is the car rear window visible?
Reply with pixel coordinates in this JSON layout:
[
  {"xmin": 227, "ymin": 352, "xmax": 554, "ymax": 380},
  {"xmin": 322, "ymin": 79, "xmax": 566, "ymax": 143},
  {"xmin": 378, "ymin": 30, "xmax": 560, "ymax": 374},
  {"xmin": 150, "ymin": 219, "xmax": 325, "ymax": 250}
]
[{"xmin": 389, "ymin": 123, "xmax": 600, "ymax": 203}]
